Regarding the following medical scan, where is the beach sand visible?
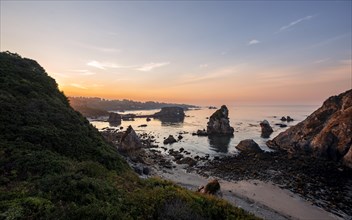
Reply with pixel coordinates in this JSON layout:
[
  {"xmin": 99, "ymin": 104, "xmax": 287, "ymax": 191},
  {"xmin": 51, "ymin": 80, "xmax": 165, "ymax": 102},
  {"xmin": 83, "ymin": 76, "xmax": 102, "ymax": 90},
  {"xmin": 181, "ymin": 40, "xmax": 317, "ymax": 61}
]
[{"xmin": 155, "ymin": 166, "xmax": 341, "ymax": 220}]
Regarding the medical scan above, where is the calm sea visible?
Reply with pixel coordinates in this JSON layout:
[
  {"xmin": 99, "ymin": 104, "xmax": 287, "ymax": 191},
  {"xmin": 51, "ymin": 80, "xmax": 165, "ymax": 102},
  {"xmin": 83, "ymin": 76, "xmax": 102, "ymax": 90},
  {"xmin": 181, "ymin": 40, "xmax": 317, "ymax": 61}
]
[{"xmin": 91, "ymin": 105, "xmax": 319, "ymax": 158}]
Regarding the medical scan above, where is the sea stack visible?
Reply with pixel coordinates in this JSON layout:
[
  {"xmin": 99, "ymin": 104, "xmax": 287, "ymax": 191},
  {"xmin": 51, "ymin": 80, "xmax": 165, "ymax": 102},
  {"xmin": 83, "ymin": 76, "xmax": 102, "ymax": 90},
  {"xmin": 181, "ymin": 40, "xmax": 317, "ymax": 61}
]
[
  {"xmin": 260, "ymin": 120, "xmax": 274, "ymax": 138},
  {"xmin": 207, "ymin": 105, "xmax": 234, "ymax": 135},
  {"xmin": 107, "ymin": 112, "xmax": 122, "ymax": 124},
  {"xmin": 267, "ymin": 89, "xmax": 352, "ymax": 168},
  {"xmin": 119, "ymin": 126, "xmax": 143, "ymax": 152}
]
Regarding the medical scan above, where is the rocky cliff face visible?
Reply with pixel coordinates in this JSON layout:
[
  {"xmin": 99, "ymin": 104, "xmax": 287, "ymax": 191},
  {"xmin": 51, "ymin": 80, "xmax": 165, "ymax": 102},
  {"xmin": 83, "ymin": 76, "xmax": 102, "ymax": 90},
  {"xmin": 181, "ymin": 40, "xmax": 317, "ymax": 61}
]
[
  {"xmin": 207, "ymin": 105, "xmax": 234, "ymax": 135},
  {"xmin": 267, "ymin": 89, "xmax": 352, "ymax": 168}
]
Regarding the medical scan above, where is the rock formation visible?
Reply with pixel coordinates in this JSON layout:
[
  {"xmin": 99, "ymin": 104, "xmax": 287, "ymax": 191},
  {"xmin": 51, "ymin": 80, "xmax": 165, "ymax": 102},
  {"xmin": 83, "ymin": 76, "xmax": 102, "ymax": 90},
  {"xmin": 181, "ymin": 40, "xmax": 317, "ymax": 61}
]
[
  {"xmin": 198, "ymin": 179, "xmax": 221, "ymax": 195},
  {"xmin": 206, "ymin": 105, "xmax": 234, "ymax": 135},
  {"xmin": 154, "ymin": 106, "xmax": 185, "ymax": 123},
  {"xmin": 260, "ymin": 120, "xmax": 273, "ymax": 138},
  {"xmin": 163, "ymin": 135, "xmax": 177, "ymax": 144},
  {"xmin": 107, "ymin": 112, "xmax": 121, "ymax": 125},
  {"xmin": 119, "ymin": 125, "xmax": 143, "ymax": 152},
  {"xmin": 236, "ymin": 139, "xmax": 262, "ymax": 153},
  {"xmin": 267, "ymin": 89, "xmax": 352, "ymax": 168}
]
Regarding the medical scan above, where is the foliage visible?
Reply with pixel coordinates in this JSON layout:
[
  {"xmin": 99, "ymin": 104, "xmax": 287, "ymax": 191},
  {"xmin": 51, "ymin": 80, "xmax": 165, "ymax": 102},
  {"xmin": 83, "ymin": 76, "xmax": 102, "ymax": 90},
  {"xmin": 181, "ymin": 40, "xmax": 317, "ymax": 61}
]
[{"xmin": 0, "ymin": 51, "xmax": 258, "ymax": 219}]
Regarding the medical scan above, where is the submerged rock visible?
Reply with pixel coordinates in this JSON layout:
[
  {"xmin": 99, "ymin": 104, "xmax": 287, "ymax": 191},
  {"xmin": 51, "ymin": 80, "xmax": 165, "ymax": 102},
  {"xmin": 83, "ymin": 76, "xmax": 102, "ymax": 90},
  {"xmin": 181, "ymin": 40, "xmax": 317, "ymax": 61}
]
[
  {"xmin": 192, "ymin": 129, "xmax": 208, "ymax": 136},
  {"xmin": 260, "ymin": 120, "xmax": 273, "ymax": 138},
  {"xmin": 119, "ymin": 125, "xmax": 143, "ymax": 152},
  {"xmin": 236, "ymin": 139, "xmax": 262, "ymax": 153},
  {"xmin": 206, "ymin": 105, "xmax": 234, "ymax": 135},
  {"xmin": 267, "ymin": 89, "xmax": 352, "ymax": 168}
]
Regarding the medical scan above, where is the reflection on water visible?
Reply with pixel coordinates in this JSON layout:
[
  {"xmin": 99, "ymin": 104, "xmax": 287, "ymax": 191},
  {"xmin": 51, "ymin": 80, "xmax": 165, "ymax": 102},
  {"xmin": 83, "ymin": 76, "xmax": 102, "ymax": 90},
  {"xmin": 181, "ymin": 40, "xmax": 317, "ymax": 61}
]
[
  {"xmin": 91, "ymin": 105, "xmax": 318, "ymax": 157},
  {"xmin": 156, "ymin": 117, "xmax": 184, "ymax": 126},
  {"xmin": 208, "ymin": 135, "xmax": 233, "ymax": 153},
  {"xmin": 109, "ymin": 122, "xmax": 121, "ymax": 127}
]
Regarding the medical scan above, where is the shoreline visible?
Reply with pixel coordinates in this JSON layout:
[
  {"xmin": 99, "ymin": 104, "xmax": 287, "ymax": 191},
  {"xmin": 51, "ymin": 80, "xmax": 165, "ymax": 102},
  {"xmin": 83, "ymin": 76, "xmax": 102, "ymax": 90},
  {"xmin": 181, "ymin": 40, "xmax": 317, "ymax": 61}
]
[{"xmin": 154, "ymin": 165, "xmax": 341, "ymax": 220}]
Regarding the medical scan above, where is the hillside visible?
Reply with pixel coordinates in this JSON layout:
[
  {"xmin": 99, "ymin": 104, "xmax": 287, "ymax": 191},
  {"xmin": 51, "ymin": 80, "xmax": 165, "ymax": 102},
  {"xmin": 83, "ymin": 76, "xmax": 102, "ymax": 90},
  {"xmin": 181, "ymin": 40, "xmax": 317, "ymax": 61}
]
[{"xmin": 0, "ymin": 51, "xmax": 257, "ymax": 219}]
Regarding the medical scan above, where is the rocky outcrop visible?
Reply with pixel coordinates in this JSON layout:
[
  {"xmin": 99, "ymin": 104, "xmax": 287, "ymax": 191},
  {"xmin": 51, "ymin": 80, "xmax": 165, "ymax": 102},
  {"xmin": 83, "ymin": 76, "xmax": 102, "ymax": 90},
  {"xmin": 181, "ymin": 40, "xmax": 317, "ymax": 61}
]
[
  {"xmin": 236, "ymin": 139, "xmax": 262, "ymax": 153},
  {"xmin": 206, "ymin": 105, "xmax": 234, "ymax": 135},
  {"xmin": 260, "ymin": 120, "xmax": 273, "ymax": 138},
  {"xmin": 267, "ymin": 89, "xmax": 352, "ymax": 168},
  {"xmin": 107, "ymin": 112, "xmax": 121, "ymax": 125},
  {"xmin": 154, "ymin": 107, "xmax": 185, "ymax": 122},
  {"xmin": 119, "ymin": 126, "xmax": 143, "ymax": 152}
]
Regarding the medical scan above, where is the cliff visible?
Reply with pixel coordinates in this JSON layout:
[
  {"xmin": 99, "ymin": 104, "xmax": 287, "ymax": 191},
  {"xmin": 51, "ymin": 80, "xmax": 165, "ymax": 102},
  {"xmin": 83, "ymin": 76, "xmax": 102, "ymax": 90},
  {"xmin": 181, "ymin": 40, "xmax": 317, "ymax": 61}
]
[{"xmin": 267, "ymin": 89, "xmax": 352, "ymax": 168}]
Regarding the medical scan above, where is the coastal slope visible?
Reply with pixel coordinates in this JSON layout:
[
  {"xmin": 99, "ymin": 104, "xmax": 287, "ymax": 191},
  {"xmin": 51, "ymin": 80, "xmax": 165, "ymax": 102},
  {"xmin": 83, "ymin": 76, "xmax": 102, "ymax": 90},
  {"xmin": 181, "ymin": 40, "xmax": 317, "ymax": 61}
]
[{"xmin": 0, "ymin": 52, "xmax": 257, "ymax": 219}]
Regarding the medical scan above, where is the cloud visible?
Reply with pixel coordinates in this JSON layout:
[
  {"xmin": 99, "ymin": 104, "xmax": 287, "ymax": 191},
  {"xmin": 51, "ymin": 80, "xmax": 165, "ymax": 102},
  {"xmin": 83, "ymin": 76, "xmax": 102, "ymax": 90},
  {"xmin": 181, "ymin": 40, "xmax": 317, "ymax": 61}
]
[
  {"xmin": 70, "ymin": 69, "xmax": 96, "ymax": 75},
  {"xmin": 278, "ymin": 15, "xmax": 314, "ymax": 32},
  {"xmin": 136, "ymin": 62, "xmax": 170, "ymax": 72},
  {"xmin": 248, "ymin": 39, "xmax": 260, "ymax": 45},
  {"xmin": 87, "ymin": 61, "xmax": 131, "ymax": 70},
  {"xmin": 70, "ymin": 83, "xmax": 87, "ymax": 89}
]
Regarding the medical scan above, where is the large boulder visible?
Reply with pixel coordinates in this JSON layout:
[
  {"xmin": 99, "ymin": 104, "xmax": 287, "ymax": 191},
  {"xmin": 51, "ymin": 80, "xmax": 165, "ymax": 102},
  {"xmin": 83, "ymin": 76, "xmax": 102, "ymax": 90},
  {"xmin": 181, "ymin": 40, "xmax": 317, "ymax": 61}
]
[
  {"xmin": 119, "ymin": 125, "xmax": 143, "ymax": 152},
  {"xmin": 107, "ymin": 112, "xmax": 122, "ymax": 125},
  {"xmin": 260, "ymin": 120, "xmax": 273, "ymax": 138},
  {"xmin": 163, "ymin": 135, "xmax": 177, "ymax": 144},
  {"xmin": 267, "ymin": 89, "xmax": 352, "ymax": 168},
  {"xmin": 198, "ymin": 179, "xmax": 221, "ymax": 195},
  {"xmin": 153, "ymin": 107, "xmax": 185, "ymax": 123},
  {"xmin": 206, "ymin": 105, "xmax": 234, "ymax": 135},
  {"xmin": 236, "ymin": 139, "xmax": 262, "ymax": 153}
]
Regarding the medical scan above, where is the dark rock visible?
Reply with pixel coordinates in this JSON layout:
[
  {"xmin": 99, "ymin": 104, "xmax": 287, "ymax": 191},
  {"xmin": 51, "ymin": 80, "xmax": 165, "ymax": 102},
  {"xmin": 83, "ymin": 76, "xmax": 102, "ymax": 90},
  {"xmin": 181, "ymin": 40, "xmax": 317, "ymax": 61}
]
[
  {"xmin": 178, "ymin": 135, "xmax": 183, "ymax": 140},
  {"xmin": 177, "ymin": 157, "xmax": 197, "ymax": 166},
  {"xmin": 207, "ymin": 105, "xmax": 234, "ymax": 135},
  {"xmin": 163, "ymin": 135, "xmax": 177, "ymax": 144},
  {"xmin": 280, "ymin": 116, "xmax": 287, "ymax": 121},
  {"xmin": 138, "ymin": 124, "xmax": 147, "ymax": 127},
  {"xmin": 198, "ymin": 179, "xmax": 220, "ymax": 195},
  {"xmin": 286, "ymin": 116, "xmax": 294, "ymax": 122},
  {"xmin": 268, "ymin": 89, "xmax": 352, "ymax": 168},
  {"xmin": 275, "ymin": 123, "xmax": 287, "ymax": 128},
  {"xmin": 208, "ymin": 106, "xmax": 217, "ymax": 109},
  {"xmin": 236, "ymin": 139, "xmax": 262, "ymax": 153},
  {"xmin": 192, "ymin": 129, "xmax": 208, "ymax": 136},
  {"xmin": 179, "ymin": 147, "xmax": 184, "ymax": 152},
  {"xmin": 146, "ymin": 117, "xmax": 151, "ymax": 122},
  {"xmin": 194, "ymin": 155, "xmax": 200, "ymax": 160},
  {"xmin": 107, "ymin": 112, "xmax": 122, "ymax": 125},
  {"xmin": 133, "ymin": 166, "xmax": 143, "ymax": 175},
  {"xmin": 121, "ymin": 114, "xmax": 136, "ymax": 121},
  {"xmin": 119, "ymin": 125, "xmax": 143, "ymax": 152},
  {"xmin": 154, "ymin": 107, "xmax": 185, "ymax": 122},
  {"xmin": 142, "ymin": 167, "xmax": 150, "ymax": 175},
  {"xmin": 260, "ymin": 120, "xmax": 274, "ymax": 138}
]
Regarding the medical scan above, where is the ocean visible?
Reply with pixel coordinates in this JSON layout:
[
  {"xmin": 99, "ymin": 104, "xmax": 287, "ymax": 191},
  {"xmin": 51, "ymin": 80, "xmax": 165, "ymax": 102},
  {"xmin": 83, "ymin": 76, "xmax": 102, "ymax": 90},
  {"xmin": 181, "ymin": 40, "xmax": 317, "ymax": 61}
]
[{"xmin": 91, "ymin": 105, "xmax": 319, "ymax": 158}]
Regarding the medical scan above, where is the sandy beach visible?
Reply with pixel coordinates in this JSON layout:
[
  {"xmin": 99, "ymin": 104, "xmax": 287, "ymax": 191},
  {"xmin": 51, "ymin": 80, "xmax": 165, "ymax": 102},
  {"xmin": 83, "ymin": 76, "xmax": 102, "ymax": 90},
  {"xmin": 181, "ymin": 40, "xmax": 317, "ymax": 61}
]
[{"xmin": 155, "ymin": 166, "xmax": 341, "ymax": 220}]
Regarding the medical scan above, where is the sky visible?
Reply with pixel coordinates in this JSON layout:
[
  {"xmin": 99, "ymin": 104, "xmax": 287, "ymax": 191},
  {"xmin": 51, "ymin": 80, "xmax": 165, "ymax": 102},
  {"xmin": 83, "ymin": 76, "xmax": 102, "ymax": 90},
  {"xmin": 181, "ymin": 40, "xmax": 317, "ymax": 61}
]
[{"xmin": 1, "ymin": 1, "xmax": 351, "ymax": 105}]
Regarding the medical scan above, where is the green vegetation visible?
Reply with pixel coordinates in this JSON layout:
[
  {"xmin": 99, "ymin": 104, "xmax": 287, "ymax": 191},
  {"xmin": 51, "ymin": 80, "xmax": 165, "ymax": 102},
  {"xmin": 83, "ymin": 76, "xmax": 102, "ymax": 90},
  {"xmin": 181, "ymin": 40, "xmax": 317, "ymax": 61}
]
[{"xmin": 0, "ymin": 52, "xmax": 258, "ymax": 219}]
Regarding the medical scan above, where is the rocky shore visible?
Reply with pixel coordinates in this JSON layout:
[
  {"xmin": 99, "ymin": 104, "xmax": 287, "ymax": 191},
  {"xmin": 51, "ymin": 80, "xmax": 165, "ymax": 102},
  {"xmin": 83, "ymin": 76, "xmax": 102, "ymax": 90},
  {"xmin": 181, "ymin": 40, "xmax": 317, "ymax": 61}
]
[{"xmin": 194, "ymin": 149, "xmax": 352, "ymax": 219}]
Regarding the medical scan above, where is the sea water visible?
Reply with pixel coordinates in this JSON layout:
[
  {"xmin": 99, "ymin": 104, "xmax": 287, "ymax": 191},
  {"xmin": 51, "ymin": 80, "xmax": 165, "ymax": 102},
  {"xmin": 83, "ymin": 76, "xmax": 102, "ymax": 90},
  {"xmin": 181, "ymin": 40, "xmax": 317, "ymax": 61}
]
[{"xmin": 91, "ymin": 105, "xmax": 318, "ymax": 158}]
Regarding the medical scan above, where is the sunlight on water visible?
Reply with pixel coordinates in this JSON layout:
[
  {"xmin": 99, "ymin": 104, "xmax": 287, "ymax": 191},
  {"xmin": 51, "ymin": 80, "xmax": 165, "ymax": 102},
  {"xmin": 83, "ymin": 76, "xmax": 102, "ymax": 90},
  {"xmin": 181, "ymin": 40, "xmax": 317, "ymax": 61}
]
[{"xmin": 91, "ymin": 105, "xmax": 319, "ymax": 157}]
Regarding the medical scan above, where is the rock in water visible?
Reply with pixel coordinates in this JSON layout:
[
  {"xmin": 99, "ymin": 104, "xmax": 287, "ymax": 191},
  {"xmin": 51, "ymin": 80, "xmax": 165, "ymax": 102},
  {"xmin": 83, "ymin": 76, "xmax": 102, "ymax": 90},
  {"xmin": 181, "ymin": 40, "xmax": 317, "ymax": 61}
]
[
  {"xmin": 163, "ymin": 135, "xmax": 177, "ymax": 144},
  {"xmin": 206, "ymin": 105, "xmax": 234, "ymax": 135},
  {"xmin": 119, "ymin": 125, "xmax": 143, "ymax": 152},
  {"xmin": 236, "ymin": 139, "xmax": 262, "ymax": 153},
  {"xmin": 267, "ymin": 89, "xmax": 352, "ymax": 168},
  {"xmin": 108, "ymin": 112, "xmax": 121, "ymax": 124},
  {"xmin": 260, "ymin": 120, "xmax": 273, "ymax": 138},
  {"xmin": 154, "ymin": 107, "xmax": 185, "ymax": 121}
]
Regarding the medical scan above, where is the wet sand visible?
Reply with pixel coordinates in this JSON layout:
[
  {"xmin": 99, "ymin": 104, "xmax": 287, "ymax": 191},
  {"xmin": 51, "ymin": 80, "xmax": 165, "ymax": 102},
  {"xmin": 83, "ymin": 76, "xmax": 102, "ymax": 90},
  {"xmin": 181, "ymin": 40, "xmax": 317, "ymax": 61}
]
[{"xmin": 155, "ymin": 166, "xmax": 341, "ymax": 220}]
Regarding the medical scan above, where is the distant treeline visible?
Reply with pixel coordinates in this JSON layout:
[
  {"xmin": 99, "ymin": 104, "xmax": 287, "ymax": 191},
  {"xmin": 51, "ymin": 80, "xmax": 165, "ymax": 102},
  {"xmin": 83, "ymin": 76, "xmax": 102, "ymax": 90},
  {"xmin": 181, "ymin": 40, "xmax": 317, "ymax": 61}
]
[{"xmin": 69, "ymin": 96, "xmax": 198, "ymax": 117}]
